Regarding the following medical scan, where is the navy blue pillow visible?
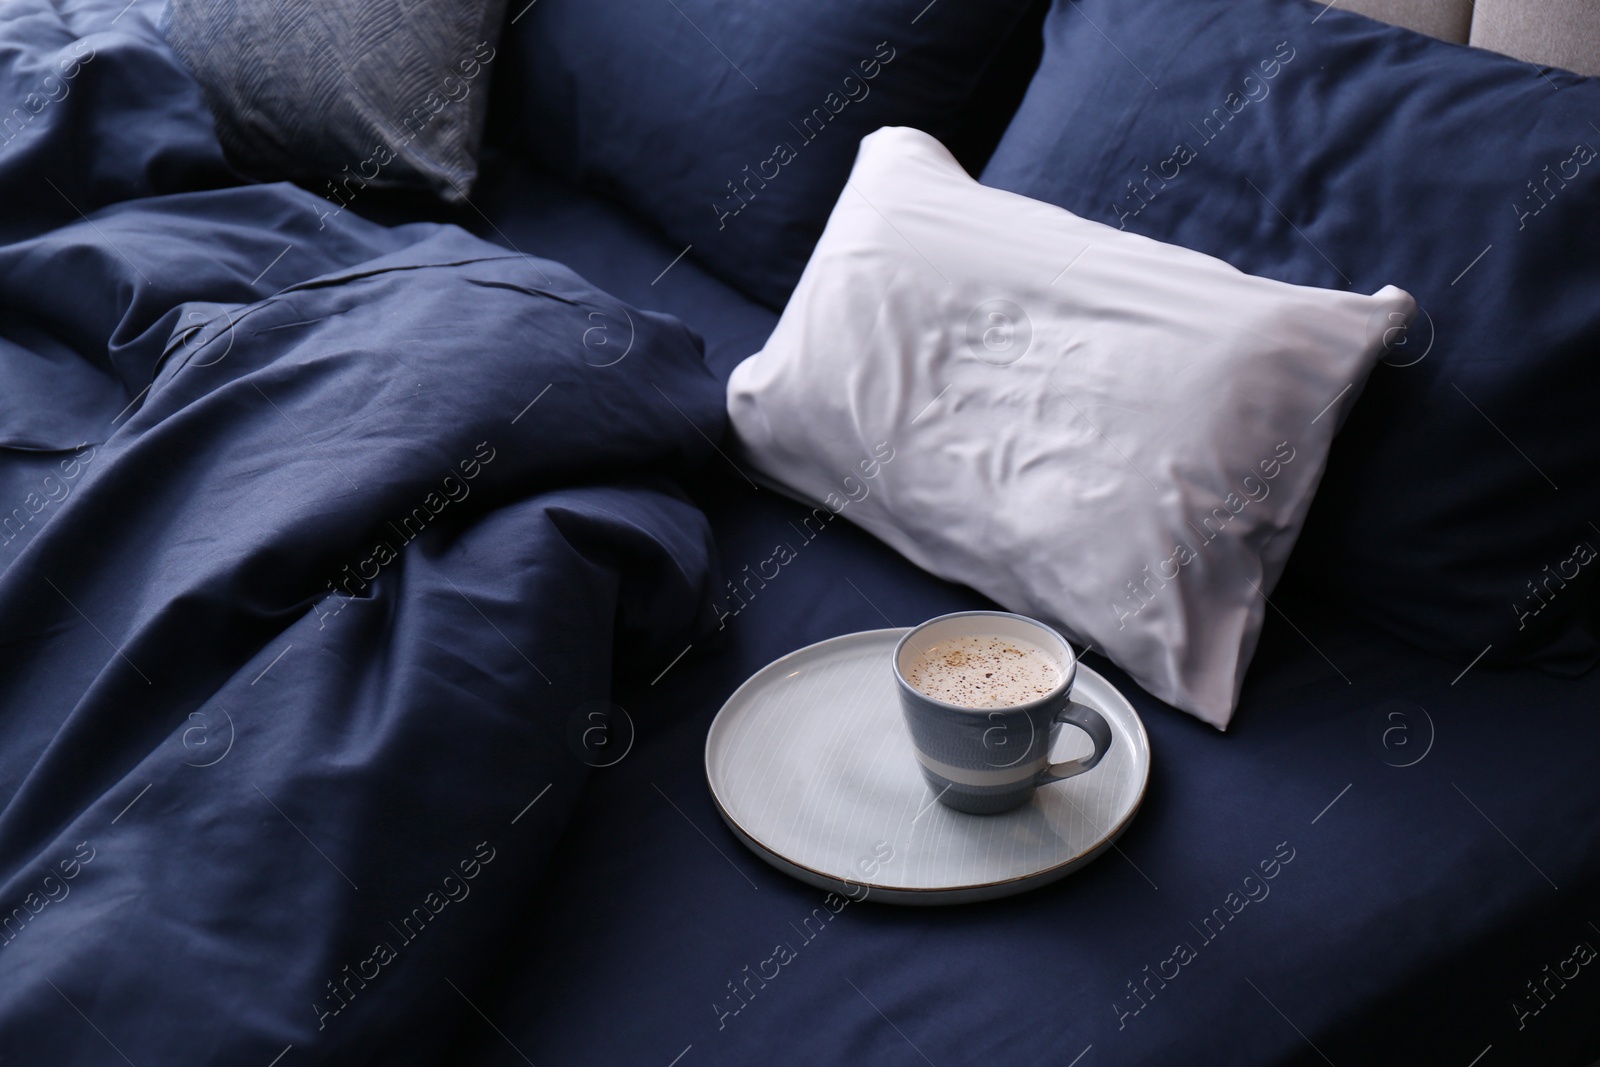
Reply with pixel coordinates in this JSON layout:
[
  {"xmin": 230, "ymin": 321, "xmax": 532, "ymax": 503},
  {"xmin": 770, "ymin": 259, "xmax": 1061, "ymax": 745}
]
[
  {"xmin": 504, "ymin": 0, "xmax": 1036, "ymax": 309},
  {"xmin": 982, "ymin": 0, "xmax": 1600, "ymax": 672}
]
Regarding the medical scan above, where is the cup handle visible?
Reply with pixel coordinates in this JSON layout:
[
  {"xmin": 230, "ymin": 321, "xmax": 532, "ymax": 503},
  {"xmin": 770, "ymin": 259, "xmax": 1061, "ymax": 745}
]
[{"xmin": 1036, "ymin": 699, "xmax": 1113, "ymax": 785}]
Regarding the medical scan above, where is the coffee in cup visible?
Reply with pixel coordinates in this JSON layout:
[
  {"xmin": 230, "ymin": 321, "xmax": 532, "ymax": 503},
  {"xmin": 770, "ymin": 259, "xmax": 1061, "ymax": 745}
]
[{"xmin": 893, "ymin": 611, "xmax": 1112, "ymax": 815}]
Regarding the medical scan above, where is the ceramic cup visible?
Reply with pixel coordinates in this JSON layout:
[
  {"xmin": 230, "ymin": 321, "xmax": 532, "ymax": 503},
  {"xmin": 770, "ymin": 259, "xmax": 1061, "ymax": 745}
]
[{"xmin": 893, "ymin": 611, "xmax": 1113, "ymax": 815}]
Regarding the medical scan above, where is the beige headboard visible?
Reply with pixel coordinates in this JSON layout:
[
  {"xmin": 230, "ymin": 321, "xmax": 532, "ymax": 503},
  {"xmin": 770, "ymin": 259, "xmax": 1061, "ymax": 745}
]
[{"xmin": 1337, "ymin": 0, "xmax": 1600, "ymax": 75}]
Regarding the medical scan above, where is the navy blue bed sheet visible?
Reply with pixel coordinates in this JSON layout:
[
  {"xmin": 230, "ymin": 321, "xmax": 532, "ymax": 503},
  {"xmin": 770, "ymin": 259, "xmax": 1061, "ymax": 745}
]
[{"xmin": 460, "ymin": 157, "xmax": 1600, "ymax": 1067}]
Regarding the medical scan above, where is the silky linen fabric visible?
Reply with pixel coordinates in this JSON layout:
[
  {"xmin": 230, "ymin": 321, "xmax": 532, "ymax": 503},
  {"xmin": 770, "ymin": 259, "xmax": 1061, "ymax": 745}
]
[
  {"xmin": 0, "ymin": 3, "xmax": 727, "ymax": 1060},
  {"xmin": 0, "ymin": 223, "xmax": 727, "ymax": 1059},
  {"xmin": 727, "ymin": 128, "xmax": 1414, "ymax": 727}
]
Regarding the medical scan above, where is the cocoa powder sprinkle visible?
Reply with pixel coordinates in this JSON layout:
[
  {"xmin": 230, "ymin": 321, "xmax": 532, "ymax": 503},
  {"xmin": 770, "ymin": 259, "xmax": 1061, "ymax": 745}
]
[{"xmin": 905, "ymin": 635, "xmax": 1061, "ymax": 708}]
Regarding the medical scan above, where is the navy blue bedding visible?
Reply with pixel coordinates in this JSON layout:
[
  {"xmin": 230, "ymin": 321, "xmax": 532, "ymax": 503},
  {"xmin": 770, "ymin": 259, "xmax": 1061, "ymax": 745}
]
[
  {"xmin": 464, "ymin": 158, "xmax": 1600, "ymax": 1066},
  {"xmin": 0, "ymin": 4, "xmax": 727, "ymax": 1062},
  {"xmin": 3, "ymin": 2, "xmax": 1598, "ymax": 1065}
]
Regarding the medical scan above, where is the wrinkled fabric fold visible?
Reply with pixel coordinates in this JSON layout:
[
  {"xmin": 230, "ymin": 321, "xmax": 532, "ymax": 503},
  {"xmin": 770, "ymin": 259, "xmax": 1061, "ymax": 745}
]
[{"xmin": 0, "ymin": 3, "xmax": 727, "ymax": 1060}]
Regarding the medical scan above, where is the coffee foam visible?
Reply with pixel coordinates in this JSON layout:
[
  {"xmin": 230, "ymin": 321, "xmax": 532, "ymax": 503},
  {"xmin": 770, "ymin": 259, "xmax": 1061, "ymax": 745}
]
[{"xmin": 904, "ymin": 634, "xmax": 1061, "ymax": 708}]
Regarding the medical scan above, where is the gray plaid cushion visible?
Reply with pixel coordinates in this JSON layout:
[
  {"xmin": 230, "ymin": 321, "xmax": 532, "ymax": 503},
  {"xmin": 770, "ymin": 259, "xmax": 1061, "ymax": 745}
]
[{"xmin": 164, "ymin": 0, "xmax": 507, "ymax": 203}]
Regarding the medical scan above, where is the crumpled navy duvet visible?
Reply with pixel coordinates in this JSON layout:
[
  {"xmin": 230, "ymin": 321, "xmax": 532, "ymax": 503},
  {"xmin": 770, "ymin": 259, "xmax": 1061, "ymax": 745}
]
[{"xmin": 0, "ymin": 2, "xmax": 726, "ymax": 1061}]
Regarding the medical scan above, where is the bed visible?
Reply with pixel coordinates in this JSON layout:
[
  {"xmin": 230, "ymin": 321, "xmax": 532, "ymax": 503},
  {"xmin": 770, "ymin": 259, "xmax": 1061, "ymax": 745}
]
[{"xmin": 1, "ymin": 0, "xmax": 1597, "ymax": 1064}]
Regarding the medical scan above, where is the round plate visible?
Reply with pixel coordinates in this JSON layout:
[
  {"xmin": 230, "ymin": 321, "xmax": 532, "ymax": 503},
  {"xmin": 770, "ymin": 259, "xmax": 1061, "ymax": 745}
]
[{"xmin": 705, "ymin": 628, "xmax": 1151, "ymax": 905}]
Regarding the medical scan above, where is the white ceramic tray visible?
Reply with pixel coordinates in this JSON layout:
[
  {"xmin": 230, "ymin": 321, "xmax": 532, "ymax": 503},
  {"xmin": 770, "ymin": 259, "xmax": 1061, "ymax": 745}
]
[{"xmin": 705, "ymin": 628, "xmax": 1151, "ymax": 905}]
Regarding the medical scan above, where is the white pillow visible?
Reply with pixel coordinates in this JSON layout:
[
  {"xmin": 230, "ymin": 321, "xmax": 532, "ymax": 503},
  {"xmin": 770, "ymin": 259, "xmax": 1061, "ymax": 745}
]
[{"xmin": 727, "ymin": 127, "xmax": 1414, "ymax": 729}]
